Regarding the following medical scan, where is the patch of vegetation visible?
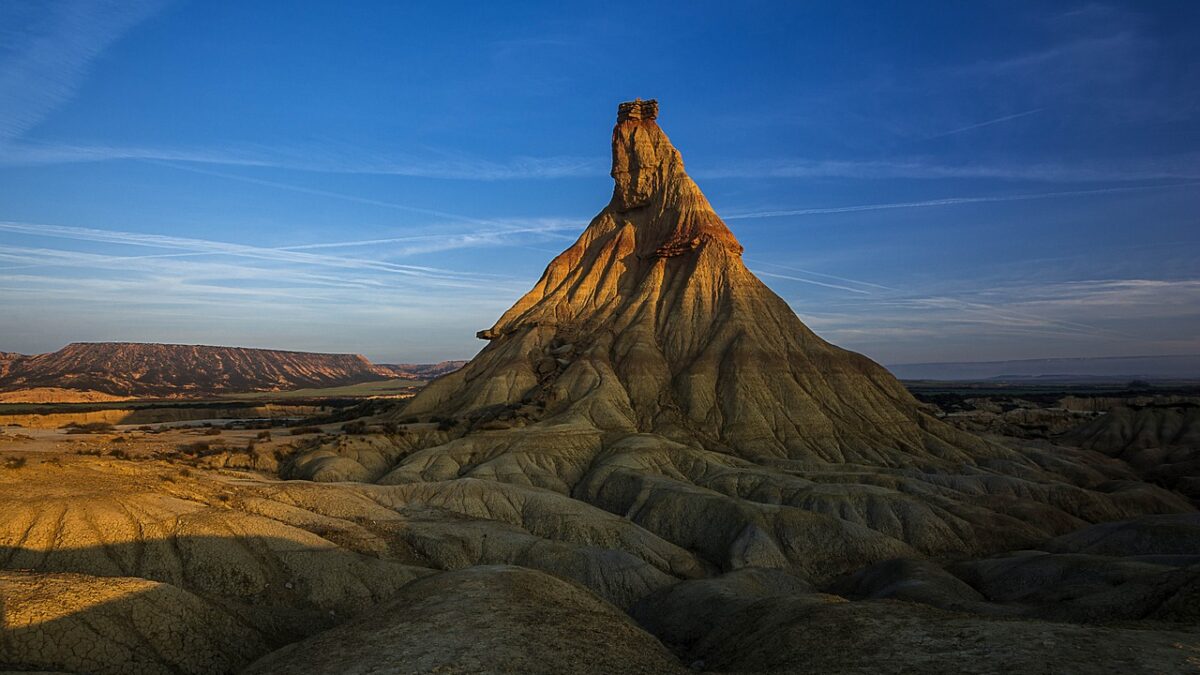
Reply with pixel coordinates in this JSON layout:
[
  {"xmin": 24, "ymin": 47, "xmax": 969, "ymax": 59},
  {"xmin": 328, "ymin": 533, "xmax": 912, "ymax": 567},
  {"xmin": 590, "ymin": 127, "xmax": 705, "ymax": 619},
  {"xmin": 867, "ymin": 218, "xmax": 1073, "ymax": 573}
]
[
  {"xmin": 341, "ymin": 420, "xmax": 369, "ymax": 434},
  {"xmin": 3, "ymin": 456, "xmax": 28, "ymax": 469},
  {"xmin": 202, "ymin": 427, "xmax": 222, "ymax": 436},
  {"xmin": 62, "ymin": 421, "xmax": 115, "ymax": 434},
  {"xmin": 179, "ymin": 440, "xmax": 224, "ymax": 457},
  {"xmin": 256, "ymin": 430, "xmax": 272, "ymax": 441},
  {"xmin": 227, "ymin": 378, "xmax": 422, "ymax": 400},
  {"xmin": 299, "ymin": 397, "xmax": 405, "ymax": 425}
]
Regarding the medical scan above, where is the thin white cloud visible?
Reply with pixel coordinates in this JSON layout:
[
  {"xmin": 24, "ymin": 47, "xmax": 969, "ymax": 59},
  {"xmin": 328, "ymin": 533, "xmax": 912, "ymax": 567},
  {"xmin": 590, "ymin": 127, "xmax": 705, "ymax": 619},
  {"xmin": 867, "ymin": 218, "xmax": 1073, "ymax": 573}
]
[
  {"xmin": 277, "ymin": 220, "xmax": 582, "ymax": 253},
  {"xmin": 0, "ymin": 139, "xmax": 605, "ymax": 180},
  {"xmin": 753, "ymin": 258, "xmax": 1130, "ymax": 341},
  {"xmin": 0, "ymin": 220, "xmax": 501, "ymax": 287},
  {"xmin": 747, "ymin": 259, "xmax": 894, "ymax": 291},
  {"xmin": 924, "ymin": 108, "xmax": 1045, "ymax": 139},
  {"xmin": 781, "ymin": 275, "xmax": 1200, "ymax": 362},
  {"xmin": 724, "ymin": 182, "xmax": 1200, "ymax": 220},
  {"xmin": 0, "ymin": 0, "xmax": 167, "ymax": 144},
  {"xmin": 696, "ymin": 157, "xmax": 1200, "ymax": 182},
  {"xmin": 752, "ymin": 270, "xmax": 872, "ymax": 294}
]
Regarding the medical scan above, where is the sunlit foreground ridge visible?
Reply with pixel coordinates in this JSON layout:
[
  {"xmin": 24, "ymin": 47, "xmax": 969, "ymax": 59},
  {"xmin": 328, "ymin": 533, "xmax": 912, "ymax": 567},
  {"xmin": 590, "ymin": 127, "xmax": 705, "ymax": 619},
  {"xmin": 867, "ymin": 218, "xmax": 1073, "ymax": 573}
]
[{"xmin": 2, "ymin": 101, "xmax": 1199, "ymax": 675}]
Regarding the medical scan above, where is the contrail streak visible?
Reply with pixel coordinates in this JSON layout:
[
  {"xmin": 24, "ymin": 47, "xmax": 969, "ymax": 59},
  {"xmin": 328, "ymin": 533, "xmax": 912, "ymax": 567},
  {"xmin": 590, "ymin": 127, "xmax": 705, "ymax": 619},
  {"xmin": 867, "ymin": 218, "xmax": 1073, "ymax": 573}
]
[
  {"xmin": 279, "ymin": 222, "xmax": 582, "ymax": 251},
  {"xmin": 725, "ymin": 182, "xmax": 1200, "ymax": 220},
  {"xmin": 143, "ymin": 159, "xmax": 530, "ymax": 228},
  {"xmin": 0, "ymin": 221, "xmax": 498, "ymax": 287},
  {"xmin": 749, "ymin": 260, "xmax": 1128, "ymax": 339},
  {"xmin": 753, "ymin": 270, "xmax": 873, "ymax": 294},
  {"xmin": 925, "ymin": 108, "xmax": 1045, "ymax": 139},
  {"xmin": 747, "ymin": 258, "xmax": 895, "ymax": 291}
]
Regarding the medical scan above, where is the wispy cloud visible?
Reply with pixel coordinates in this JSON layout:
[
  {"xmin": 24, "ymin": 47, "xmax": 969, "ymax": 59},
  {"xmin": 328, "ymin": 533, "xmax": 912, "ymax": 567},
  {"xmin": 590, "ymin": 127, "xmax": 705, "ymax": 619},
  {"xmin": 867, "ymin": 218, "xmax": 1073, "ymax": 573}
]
[
  {"xmin": 1008, "ymin": 278, "xmax": 1200, "ymax": 316},
  {"xmin": 751, "ymin": 259, "xmax": 1131, "ymax": 342},
  {"xmin": 923, "ymin": 108, "xmax": 1045, "ymax": 139},
  {"xmin": 774, "ymin": 270, "xmax": 1200, "ymax": 362},
  {"xmin": 0, "ymin": 139, "xmax": 606, "ymax": 180},
  {"xmin": 0, "ymin": 5, "xmax": 597, "ymax": 181},
  {"xmin": 278, "ymin": 220, "xmax": 582, "ymax": 254},
  {"xmin": 144, "ymin": 159, "xmax": 595, "ymax": 234},
  {"xmin": 694, "ymin": 156, "xmax": 1200, "ymax": 182},
  {"xmin": 954, "ymin": 31, "xmax": 1145, "ymax": 83},
  {"xmin": 0, "ymin": 0, "xmax": 167, "ymax": 145},
  {"xmin": 0, "ymin": 218, "xmax": 540, "ymax": 358},
  {"xmin": 752, "ymin": 270, "xmax": 872, "ymax": 294},
  {"xmin": 724, "ymin": 182, "xmax": 1200, "ymax": 220},
  {"xmin": 0, "ymin": 220, "xmax": 505, "ymax": 287}
]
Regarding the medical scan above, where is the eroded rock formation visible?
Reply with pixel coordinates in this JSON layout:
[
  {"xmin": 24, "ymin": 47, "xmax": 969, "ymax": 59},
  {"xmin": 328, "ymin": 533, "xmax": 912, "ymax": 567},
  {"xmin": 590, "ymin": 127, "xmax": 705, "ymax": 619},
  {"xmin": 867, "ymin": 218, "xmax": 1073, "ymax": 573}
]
[{"xmin": 406, "ymin": 99, "xmax": 993, "ymax": 465}]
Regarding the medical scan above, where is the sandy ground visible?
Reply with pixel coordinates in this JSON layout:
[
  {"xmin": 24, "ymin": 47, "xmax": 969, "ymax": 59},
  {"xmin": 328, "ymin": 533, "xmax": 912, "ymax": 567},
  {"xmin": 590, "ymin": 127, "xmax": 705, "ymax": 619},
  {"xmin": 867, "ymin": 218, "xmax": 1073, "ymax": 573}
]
[{"xmin": 0, "ymin": 420, "xmax": 321, "ymax": 459}]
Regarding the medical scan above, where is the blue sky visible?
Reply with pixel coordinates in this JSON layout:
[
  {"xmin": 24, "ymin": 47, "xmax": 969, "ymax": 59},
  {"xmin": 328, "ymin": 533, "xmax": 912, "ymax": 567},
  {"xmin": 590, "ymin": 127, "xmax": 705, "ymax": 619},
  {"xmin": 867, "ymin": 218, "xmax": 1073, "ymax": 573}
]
[{"xmin": 1, "ymin": 1, "xmax": 1197, "ymax": 364}]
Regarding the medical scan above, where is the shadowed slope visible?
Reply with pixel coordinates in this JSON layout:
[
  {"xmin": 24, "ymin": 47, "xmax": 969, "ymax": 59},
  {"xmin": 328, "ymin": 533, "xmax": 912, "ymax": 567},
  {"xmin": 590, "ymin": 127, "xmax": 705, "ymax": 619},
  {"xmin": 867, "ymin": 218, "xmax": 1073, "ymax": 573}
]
[{"xmin": 243, "ymin": 566, "xmax": 688, "ymax": 675}]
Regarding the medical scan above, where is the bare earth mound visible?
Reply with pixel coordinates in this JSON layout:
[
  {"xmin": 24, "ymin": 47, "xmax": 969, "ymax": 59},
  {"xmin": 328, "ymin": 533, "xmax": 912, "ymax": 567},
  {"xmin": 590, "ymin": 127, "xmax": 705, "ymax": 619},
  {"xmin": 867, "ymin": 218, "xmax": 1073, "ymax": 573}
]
[{"xmin": 243, "ymin": 565, "xmax": 687, "ymax": 675}]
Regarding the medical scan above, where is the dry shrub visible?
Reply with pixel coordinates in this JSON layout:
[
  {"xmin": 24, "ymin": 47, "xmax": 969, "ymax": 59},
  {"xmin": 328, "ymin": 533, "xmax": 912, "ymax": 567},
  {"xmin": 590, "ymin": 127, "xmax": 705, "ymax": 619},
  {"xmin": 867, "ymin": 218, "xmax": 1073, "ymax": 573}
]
[{"xmin": 63, "ymin": 422, "xmax": 115, "ymax": 434}]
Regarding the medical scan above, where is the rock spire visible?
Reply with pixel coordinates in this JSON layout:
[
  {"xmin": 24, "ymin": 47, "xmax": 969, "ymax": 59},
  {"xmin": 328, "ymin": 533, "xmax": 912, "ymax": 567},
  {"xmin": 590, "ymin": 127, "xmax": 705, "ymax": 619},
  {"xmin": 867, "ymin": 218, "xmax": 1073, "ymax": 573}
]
[{"xmin": 403, "ymin": 100, "xmax": 988, "ymax": 463}]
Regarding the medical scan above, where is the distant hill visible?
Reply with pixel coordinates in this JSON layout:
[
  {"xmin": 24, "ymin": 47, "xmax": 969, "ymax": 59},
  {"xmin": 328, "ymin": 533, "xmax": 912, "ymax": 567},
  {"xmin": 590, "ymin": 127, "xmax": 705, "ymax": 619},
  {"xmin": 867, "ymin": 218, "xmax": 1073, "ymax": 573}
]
[
  {"xmin": 0, "ymin": 342, "xmax": 464, "ymax": 398},
  {"xmin": 375, "ymin": 361, "xmax": 469, "ymax": 380},
  {"xmin": 887, "ymin": 354, "xmax": 1200, "ymax": 382}
]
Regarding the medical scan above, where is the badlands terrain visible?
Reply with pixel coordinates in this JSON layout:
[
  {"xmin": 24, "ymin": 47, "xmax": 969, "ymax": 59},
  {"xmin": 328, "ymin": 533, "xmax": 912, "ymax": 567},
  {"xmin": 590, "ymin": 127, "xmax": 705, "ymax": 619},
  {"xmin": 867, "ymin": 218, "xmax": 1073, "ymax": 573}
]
[{"xmin": 2, "ymin": 100, "xmax": 1198, "ymax": 674}]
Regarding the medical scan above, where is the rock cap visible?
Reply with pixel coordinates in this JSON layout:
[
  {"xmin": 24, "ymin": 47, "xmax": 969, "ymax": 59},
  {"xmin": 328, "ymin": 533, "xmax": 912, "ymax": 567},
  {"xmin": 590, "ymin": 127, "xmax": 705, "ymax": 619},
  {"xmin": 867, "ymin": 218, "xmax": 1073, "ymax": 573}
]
[{"xmin": 617, "ymin": 99, "xmax": 658, "ymax": 123}]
